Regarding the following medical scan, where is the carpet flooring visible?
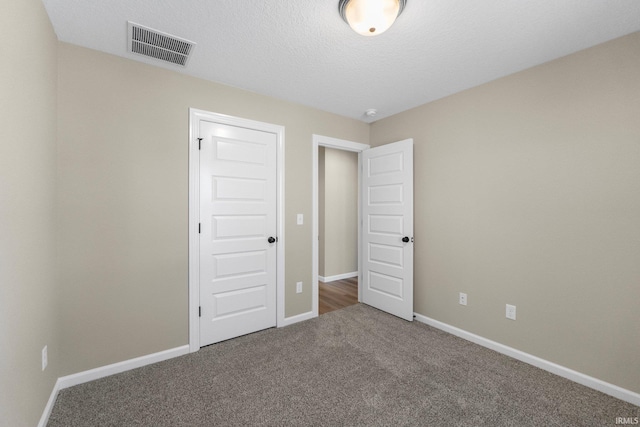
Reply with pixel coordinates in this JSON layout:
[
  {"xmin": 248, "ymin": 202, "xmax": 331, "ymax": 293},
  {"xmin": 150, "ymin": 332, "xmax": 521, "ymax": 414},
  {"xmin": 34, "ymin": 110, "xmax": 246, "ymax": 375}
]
[{"xmin": 48, "ymin": 304, "xmax": 639, "ymax": 426}]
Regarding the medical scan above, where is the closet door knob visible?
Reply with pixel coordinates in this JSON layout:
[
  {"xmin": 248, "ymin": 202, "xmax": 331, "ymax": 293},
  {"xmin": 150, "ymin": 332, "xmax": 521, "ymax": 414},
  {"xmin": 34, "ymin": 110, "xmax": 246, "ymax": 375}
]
[
  {"xmin": 402, "ymin": 236, "xmax": 410, "ymax": 243},
  {"xmin": 268, "ymin": 237, "xmax": 276, "ymax": 244}
]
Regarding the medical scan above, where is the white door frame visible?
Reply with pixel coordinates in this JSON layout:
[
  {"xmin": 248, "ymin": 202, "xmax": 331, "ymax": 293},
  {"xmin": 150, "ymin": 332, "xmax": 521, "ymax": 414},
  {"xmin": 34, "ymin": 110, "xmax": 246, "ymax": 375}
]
[
  {"xmin": 312, "ymin": 135, "xmax": 370, "ymax": 317},
  {"xmin": 189, "ymin": 108, "xmax": 285, "ymax": 352}
]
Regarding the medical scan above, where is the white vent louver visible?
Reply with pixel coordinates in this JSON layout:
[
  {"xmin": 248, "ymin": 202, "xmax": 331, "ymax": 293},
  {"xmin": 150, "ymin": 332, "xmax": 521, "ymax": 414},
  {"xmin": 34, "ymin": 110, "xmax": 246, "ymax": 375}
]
[{"xmin": 127, "ymin": 22, "xmax": 195, "ymax": 67}]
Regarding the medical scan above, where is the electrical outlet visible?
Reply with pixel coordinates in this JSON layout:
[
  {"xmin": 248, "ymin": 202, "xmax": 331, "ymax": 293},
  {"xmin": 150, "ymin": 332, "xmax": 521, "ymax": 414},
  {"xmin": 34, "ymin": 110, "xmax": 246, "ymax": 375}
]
[
  {"xmin": 506, "ymin": 304, "xmax": 516, "ymax": 320},
  {"xmin": 42, "ymin": 345, "xmax": 48, "ymax": 371},
  {"xmin": 459, "ymin": 292, "xmax": 467, "ymax": 306},
  {"xmin": 297, "ymin": 214, "xmax": 304, "ymax": 225},
  {"xmin": 296, "ymin": 281, "xmax": 303, "ymax": 293}
]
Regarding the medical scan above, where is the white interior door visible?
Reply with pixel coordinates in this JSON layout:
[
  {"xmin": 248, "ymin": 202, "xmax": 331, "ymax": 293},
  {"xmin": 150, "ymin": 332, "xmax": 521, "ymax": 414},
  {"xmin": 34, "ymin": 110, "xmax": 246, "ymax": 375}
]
[
  {"xmin": 362, "ymin": 139, "xmax": 414, "ymax": 321},
  {"xmin": 199, "ymin": 120, "xmax": 277, "ymax": 346}
]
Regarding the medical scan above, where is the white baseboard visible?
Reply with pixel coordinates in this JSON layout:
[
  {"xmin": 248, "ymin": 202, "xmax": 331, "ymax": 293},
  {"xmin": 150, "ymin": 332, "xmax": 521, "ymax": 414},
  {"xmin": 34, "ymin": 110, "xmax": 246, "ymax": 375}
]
[
  {"xmin": 319, "ymin": 271, "xmax": 358, "ymax": 283},
  {"xmin": 278, "ymin": 310, "xmax": 316, "ymax": 327},
  {"xmin": 38, "ymin": 377, "xmax": 62, "ymax": 427},
  {"xmin": 38, "ymin": 345, "xmax": 190, "ymax": 427},
  {"xmin": 414, "ymin": 313, "xmax": 640, "ymax": 407},
  {"xmin": 56, "ymin": 345, "xmax": 190, "ymax": 390}
]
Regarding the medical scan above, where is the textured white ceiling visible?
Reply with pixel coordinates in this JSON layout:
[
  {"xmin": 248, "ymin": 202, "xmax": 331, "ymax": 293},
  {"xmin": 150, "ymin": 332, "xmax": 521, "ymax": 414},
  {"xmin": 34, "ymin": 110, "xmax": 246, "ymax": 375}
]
[{"xmin": 41, "ymin": 0, "xmax": 640, "ymax": 122}]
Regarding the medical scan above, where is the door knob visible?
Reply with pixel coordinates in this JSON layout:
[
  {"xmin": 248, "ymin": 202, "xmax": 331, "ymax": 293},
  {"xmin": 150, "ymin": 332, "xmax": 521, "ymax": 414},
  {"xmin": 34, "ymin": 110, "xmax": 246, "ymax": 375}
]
[
  {"xmin": 402, "ymin": 236, "xmax": 410, "ymax": 243},
  {"xmin": 268, "ymin": 236, "xmax": 276, "ymax": 244}
]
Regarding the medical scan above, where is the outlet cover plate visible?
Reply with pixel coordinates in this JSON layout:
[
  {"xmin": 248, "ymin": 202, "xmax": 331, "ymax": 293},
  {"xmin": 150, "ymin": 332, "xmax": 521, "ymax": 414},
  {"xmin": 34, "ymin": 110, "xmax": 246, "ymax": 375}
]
[
  {"xmin": 459, "ymin": 292, "xmax": 467, "ymax": 306},
  {"xmin": 296, "ymin": 281, "xmax": 302, "ymax": 293},
  {"xmin": 506, "ymin": 304, "xmax": 516, "ymax": 320}
]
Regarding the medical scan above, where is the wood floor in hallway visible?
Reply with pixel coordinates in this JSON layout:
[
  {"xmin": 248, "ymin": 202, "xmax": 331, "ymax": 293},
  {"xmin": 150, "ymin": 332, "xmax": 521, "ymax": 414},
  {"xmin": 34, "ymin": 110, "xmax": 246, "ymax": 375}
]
[{"xmin": 319, "ymin": 276, "xmax": 358, "ymax": 315}]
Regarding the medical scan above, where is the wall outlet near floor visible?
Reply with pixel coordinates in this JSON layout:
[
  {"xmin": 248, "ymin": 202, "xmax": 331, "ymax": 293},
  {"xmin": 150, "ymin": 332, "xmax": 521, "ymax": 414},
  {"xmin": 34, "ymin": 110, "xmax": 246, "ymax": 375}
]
[
  {"xmin": 42, "ymin": 345, "xmax": 48, "ymax": 371},
  {"xmin": 506, "ymin": 304, "xmax": 516, "ymax": 320},
  {"xmin": 459, "ymin": 292, "xmax": 467, "ymax": 306},
  {"xmin": 296, "ymin": 281, "xmax": 303, "ymax": 293}
]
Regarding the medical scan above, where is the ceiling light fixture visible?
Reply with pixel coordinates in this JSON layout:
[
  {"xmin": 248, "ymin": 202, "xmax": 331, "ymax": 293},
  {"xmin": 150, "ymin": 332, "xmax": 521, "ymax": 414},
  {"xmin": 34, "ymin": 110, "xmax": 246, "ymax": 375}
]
[{"xmin": 339, "ymin": 0, "xmax": 407, "ymax": 36}]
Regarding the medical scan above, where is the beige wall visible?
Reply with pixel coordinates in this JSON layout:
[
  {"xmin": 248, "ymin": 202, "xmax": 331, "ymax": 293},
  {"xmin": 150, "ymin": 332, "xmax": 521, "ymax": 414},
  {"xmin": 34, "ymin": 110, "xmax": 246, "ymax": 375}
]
[
  {"xmin": 0, "ymin": 0, "xmax": 60, "ymax": 425},
  {"xmin": 371, "ymin": 32, "xmax": 640, "ymax": 393},
  {"xmin": 56, "ymin": 43, "xmax": 369, "ymax": 375},
  {"xmin": 320, "ymin": 148, "xmax": 358, "ymax": 277}
]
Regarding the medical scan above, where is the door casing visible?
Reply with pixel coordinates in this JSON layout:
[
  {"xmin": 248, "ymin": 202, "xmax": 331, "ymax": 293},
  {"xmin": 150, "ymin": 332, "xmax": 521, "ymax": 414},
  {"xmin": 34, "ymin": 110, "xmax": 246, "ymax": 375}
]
[{"xmin": 189, "ymin": 108, "xmax": 285, "ymax": 352}]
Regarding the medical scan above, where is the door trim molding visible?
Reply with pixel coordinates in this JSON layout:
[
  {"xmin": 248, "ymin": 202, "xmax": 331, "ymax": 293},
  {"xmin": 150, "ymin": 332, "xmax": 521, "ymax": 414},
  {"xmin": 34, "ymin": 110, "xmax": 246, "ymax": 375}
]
[
  {"xmin": 189, "ymin": 109, "xmax": 285, "ymax": 352},
  {"xmin": 312, "ymin": 135, "xmax": 370, "ymax": 318}
]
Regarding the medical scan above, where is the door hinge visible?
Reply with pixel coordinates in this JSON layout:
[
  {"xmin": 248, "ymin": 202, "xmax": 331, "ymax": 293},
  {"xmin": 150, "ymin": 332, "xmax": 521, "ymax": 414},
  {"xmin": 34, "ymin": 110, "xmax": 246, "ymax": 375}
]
[
  {"xmin": 199, "ymin": 306, "xmax": 201, "ymax": 317},
  {"xmin": 199, "ymin": 223, "xmax": 201, "ymax": 234},
  {"xmin": 197, "ymin": 138, "xmax": 202, "ymax": 150}
]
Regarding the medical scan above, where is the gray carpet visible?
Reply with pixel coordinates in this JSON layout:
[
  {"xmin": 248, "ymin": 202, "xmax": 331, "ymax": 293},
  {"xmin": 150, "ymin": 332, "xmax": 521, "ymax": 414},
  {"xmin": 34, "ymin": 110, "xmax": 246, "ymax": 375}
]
[{"xmin": 48, "ymin": 304, "xmax": 639, "ymax": 426}]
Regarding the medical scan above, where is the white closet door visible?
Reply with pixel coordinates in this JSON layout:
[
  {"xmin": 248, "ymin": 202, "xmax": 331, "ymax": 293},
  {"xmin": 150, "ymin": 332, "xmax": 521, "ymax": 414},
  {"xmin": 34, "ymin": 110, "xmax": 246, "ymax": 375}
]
[{"xmin": 199, "ymin": 120, "xmax": 277, "ymax": 345}]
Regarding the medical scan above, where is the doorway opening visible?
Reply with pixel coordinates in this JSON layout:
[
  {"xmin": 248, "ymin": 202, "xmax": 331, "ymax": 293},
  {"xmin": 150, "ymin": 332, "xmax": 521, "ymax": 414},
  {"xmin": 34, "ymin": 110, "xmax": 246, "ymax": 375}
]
[
  {"xmin": 318, "ymin": 146, "xmax": 359, "ymax": 314},
  {"xmin": 313, "ymin": 135, "xmax": 414, "ymax": 321},
  {"xmin": 312, "ymin": 135, "xmax": 370, "ymax": 317}
]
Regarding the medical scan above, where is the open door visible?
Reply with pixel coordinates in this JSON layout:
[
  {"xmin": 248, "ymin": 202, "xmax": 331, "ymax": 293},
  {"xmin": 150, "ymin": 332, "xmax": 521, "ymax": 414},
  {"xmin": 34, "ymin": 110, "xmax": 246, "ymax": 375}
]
[{"xmin": 361, "ymin": 139, "xmax": 413, "ymax": 321}]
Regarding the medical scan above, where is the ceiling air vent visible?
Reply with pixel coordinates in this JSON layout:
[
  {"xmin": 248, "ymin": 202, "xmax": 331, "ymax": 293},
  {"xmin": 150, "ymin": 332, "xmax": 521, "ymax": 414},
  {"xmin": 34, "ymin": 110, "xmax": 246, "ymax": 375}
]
[{"xmin": 127, "ymin": 22, "xmax": 196, "ymax": 67}]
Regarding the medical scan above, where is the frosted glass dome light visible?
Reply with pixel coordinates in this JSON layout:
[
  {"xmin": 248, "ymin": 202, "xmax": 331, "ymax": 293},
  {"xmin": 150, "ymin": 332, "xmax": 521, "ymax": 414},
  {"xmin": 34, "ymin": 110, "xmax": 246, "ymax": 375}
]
[{"xmin": 339, "ymin": 0, "xmax": 407, "ymax": 36}]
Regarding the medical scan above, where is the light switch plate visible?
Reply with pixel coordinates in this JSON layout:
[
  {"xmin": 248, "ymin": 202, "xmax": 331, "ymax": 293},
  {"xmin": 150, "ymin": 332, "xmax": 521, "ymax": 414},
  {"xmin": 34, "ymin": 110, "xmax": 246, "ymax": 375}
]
[
  {"xmin": 297, "ymin": 214, "xmax": 303, "ymax": 225},
  {"xmin": 42, "ymin": 345, "xmax": 48, "ymax": 371}
]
